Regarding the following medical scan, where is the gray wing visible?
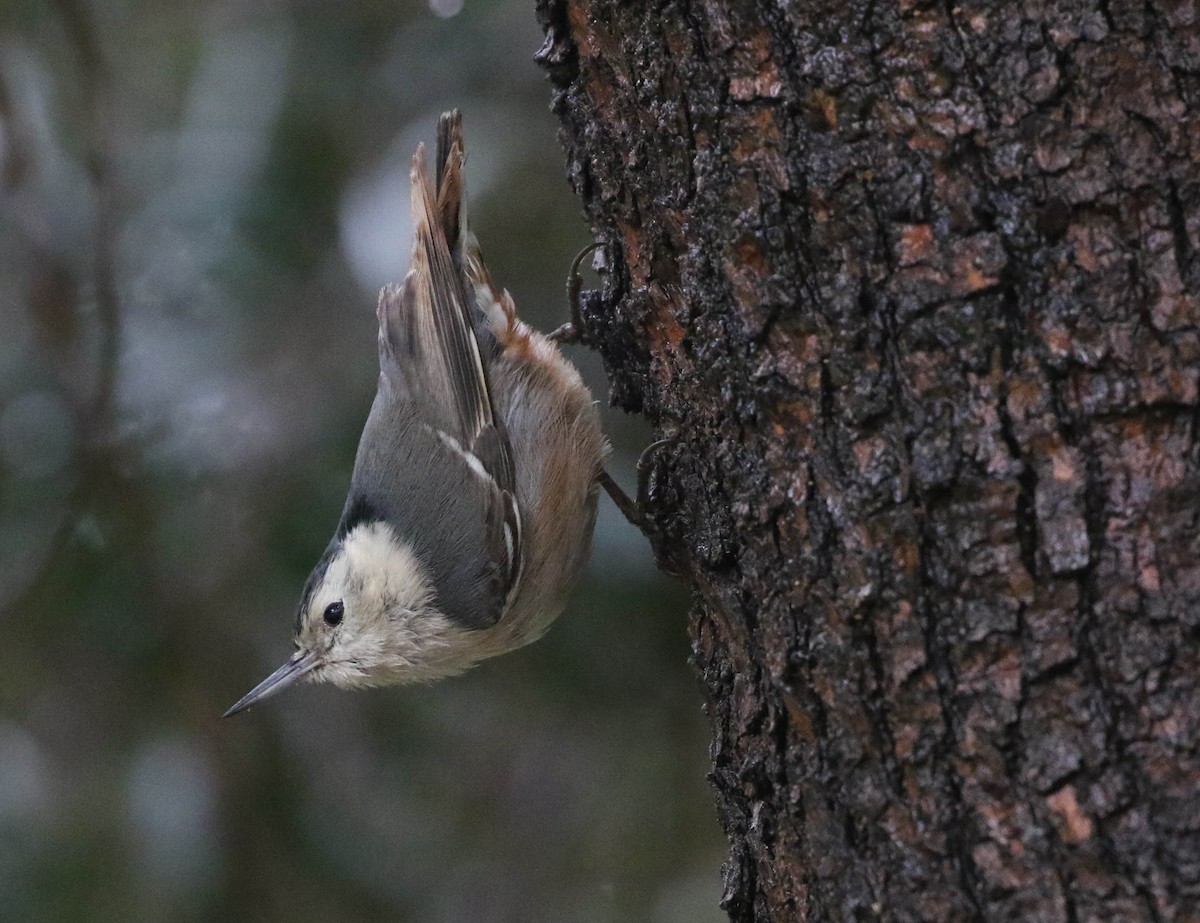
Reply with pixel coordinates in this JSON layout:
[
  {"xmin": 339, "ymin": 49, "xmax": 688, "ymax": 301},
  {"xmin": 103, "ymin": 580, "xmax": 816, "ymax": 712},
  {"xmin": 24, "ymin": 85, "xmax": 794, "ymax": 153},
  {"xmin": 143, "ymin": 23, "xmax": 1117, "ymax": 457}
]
[{"xmin": 348, "ymin": 141, "xmax": 521, "ymax": 629}]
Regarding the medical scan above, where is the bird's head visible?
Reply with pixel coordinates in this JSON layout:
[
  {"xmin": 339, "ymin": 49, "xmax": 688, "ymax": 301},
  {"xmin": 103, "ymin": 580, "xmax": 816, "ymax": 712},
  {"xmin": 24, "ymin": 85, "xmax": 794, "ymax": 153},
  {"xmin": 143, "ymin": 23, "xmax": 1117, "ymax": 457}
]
[{"xmin": 223, "ymin": 522, "xmax": 463, "ymax": 716}]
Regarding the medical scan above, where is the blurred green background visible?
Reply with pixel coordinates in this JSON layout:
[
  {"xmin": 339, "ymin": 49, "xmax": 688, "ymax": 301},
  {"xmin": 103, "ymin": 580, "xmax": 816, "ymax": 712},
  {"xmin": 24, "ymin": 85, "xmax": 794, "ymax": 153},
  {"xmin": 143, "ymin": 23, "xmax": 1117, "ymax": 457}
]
[{"xmin": 0, "ymin": 1, "xmax": 723, "ymax": 920}]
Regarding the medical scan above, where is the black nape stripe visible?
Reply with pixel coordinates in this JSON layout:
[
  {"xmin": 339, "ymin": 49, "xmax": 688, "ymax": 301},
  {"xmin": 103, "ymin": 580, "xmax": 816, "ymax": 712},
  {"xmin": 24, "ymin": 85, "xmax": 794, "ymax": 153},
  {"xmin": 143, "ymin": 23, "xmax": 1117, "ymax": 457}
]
[{"xmin": 338, "ymin": 493, "xmax": 383, "ymax": 539}]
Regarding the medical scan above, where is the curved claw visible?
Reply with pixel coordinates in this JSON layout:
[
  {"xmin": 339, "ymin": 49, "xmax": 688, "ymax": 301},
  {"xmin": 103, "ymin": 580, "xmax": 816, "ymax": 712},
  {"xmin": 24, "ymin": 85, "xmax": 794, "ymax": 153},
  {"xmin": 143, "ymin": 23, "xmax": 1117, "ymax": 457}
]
[
  {"xmin": 549, "ymin": 241, "xmax": 605, "ymax": 344},
  {"xmin": 635, "ymin": 437, "xmax": 676, "ymax": 511},
  {"xmin": 598, "ymin": 438, "xmax": 678, "ymax": 526}
]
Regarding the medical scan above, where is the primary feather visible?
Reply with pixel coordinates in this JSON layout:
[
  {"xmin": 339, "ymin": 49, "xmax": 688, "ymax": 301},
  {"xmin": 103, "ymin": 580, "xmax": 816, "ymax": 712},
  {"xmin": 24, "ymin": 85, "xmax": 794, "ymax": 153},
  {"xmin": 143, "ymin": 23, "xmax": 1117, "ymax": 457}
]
[{"xmin": 354, "ymin": 140, "xmax": 522, "ymax": 628}]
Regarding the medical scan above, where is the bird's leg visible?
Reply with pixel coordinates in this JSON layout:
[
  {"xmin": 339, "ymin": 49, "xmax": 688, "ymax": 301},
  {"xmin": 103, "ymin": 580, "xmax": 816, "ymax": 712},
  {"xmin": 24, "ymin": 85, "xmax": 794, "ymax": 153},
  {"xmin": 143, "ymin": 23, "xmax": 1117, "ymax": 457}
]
[
  {"xmin": 598, "ymin": 470, "xmax": 641, "ymax": 528},
  {"xmin": 551, "ymin": 245, "xmax": 680, "ymax": 570},
  {"xmin": 598, "ymin": 438, "xmax": 675, "ymax": 531},
  {"xmin": 600, "ymin": 438, "xmax": 683, "ymax": 576},
  {"xmin": 549, "ymin": 242, "xmax": 603, "ymax": 344}
]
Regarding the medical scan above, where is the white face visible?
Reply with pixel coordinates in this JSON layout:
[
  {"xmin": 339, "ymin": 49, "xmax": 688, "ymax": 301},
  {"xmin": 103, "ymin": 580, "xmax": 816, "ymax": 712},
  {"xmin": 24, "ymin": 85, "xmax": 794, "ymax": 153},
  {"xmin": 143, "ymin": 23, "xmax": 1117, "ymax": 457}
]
[{"xmin": 296, "ymin": 522, "xmax": 462, "ymax": 688}]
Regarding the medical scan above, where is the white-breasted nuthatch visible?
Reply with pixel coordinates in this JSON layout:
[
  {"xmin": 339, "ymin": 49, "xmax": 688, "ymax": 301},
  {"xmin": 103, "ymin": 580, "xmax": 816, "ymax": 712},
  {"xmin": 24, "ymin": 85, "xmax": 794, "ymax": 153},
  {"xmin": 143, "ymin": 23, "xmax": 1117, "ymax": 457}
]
[{"xmin": 224, "ymin": 111, "xmax": 611, "ymax": 716}]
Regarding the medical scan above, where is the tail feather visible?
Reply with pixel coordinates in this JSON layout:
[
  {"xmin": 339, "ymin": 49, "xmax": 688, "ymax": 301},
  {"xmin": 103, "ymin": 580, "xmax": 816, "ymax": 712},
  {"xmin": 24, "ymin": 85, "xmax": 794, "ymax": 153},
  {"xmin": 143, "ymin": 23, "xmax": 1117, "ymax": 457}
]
[
  {"xmin": 429, "ymin": 110, "xmax": 524, "ymax": 350},
  {"xmin": 435, "ymin": 109, "xmax": 465, "ymax": 251}
]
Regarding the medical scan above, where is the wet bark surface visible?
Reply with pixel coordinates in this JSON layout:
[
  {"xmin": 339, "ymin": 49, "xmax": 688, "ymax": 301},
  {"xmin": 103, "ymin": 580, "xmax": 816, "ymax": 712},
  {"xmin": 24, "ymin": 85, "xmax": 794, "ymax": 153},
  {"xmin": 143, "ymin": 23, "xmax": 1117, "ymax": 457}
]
[{"xmin": 536, "ymin": 1, "xmax": 1200, "ymax": 921}]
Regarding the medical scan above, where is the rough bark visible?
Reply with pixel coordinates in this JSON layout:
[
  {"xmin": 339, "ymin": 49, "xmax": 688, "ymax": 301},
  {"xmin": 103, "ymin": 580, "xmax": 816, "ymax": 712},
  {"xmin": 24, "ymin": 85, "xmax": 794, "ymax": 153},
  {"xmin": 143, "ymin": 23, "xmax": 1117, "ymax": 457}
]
[{"xmin": 536, "ymin": 1, "xmax": 1200, "ymax": 920}]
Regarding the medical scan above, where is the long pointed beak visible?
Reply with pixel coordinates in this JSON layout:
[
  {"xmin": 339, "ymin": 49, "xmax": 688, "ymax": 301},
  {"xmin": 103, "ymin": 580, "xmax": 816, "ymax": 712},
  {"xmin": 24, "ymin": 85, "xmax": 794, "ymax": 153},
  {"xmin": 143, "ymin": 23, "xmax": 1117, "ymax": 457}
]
[{"xmin": 223, "ymin": 649, "xmax": 319, "ymax": 718}]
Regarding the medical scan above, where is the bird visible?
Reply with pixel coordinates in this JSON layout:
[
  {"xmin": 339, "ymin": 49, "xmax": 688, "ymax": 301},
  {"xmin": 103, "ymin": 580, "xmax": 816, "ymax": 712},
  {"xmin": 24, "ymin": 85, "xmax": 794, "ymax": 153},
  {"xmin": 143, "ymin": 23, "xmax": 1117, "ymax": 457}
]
[{"xmin": 224, "ymin": 110, "xmax": 609, "ymax": 716}]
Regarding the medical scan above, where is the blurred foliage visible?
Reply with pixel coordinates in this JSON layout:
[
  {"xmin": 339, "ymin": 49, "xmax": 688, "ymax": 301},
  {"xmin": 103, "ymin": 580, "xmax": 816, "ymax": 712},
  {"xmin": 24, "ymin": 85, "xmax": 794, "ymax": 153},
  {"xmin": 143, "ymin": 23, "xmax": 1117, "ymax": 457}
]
[{"xmin": 0, "ymin": 1, "xmax": 722, "ymax": 920}]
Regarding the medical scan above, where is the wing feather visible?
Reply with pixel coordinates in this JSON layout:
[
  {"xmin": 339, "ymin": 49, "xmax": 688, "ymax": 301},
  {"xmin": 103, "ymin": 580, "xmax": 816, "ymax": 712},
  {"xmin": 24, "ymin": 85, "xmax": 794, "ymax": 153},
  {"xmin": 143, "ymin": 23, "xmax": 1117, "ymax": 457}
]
[{"xmin": 366, "ymin": 121, "xmax": 523, "ymax": 623}]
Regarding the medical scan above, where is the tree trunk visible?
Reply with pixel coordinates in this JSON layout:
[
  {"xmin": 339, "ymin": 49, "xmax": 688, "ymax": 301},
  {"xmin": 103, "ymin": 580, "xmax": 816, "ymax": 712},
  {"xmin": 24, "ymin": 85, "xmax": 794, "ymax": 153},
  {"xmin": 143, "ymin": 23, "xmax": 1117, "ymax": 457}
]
[{"xmin": 535, "ymin": 2, "xmax": 1200, "ymax": 921}]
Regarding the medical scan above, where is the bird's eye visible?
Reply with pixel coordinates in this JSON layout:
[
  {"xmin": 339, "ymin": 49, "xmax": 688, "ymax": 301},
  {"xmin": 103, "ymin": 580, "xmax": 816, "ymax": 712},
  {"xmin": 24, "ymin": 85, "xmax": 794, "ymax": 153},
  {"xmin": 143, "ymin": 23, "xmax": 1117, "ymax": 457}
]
[{"xmin": 323, "ymin": 601, "xmax": 344, "ymax": 627}]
